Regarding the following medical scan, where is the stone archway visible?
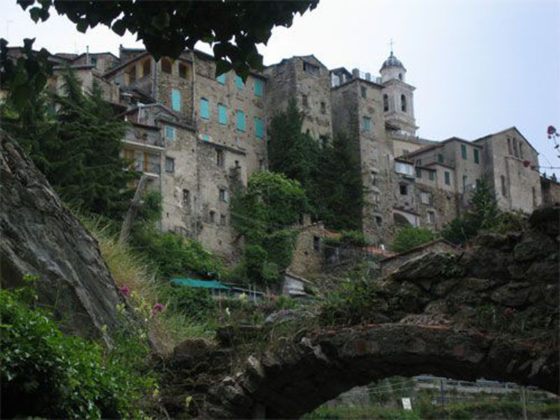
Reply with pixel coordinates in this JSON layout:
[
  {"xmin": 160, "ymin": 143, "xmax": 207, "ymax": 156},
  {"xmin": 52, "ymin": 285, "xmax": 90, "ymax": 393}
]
[
  {"xmin": 393, "ymin": 210, "xmax": 416, "ymax": 227},
  {"xmin": 203, "ymin": 324, "xmax": 558, "ymax": 418}
]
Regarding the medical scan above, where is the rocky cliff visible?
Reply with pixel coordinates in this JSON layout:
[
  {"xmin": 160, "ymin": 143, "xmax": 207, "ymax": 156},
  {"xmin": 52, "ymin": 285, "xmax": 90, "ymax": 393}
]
[{"xmin": 0, "ymin": 131, "xmax": 126, "ymax": 342}]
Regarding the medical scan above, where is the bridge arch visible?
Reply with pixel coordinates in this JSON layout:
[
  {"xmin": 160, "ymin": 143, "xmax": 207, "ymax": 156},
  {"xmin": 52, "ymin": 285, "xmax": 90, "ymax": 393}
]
[{"xmin": 204, "ymin": 324, "xmax": 558, "ymax": 418}]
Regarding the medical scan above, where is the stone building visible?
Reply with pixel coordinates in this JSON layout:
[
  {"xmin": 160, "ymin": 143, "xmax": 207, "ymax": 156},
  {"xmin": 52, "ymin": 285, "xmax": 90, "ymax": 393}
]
[{"xmin": 5, "ymin": 44, "xmax": 550, "ymax": 259}]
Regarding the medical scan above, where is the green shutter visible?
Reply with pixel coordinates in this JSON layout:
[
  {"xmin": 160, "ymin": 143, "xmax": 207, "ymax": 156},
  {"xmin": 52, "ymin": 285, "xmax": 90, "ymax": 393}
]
[
  {"xmin": 171, "ymin": 89, "xmax": 181, "ymax": 111},
  {"xmin": 255, "ymin": 117, "xmax": 263, "ymax": 139},
  {"xmin": 461, "ymin": 144, "xmax": 467, "ymax": 160},
  {"xmin": 218, "ymin": 104, "xmax": 227, "ymax": 125},
  {"xmin": 474, "ymin": 149, "xmax": 480, "ymax": 164},
  {"xmin": 200, "ymin": 98, "xmax": 210, "ymax": 120},
  {"xmin": 254, "ymin": 79, "xmax": 263, "ymax": 97},
  {"xmin": 236, "ymin": 111, "xmax": 245, "ymax": 131},
  {"xmin": 236, "ymin": 75, "xmax": 244, "ymax": 90},
  {"xmin": 217, "ymin": 74, "xmax": 226, "ymax": 85}
]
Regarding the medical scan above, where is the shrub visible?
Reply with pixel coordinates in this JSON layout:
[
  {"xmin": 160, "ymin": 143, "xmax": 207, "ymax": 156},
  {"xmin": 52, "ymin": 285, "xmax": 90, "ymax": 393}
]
[
  {"xmin": 391, "ymin": 226, "xmax": 435, "ymax": 252},
  {"xmin": 0, "ymin": 287, "xmax": 154, "ymax": 419},
  {"xmin": 161, "ymin": 285, "xmax": 216, "ymax": 321}
]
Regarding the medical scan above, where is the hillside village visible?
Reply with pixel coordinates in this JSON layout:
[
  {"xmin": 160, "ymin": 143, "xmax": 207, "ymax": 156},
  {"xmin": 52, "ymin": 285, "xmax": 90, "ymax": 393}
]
[{"xmin": 31, "ymin": 45, "xmax": 559, "ymax": 267}]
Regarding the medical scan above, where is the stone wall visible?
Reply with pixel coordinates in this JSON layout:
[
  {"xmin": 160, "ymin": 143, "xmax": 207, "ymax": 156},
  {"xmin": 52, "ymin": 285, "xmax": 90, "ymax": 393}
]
[{"xmin": 288, "ymin": 223, "xmax": 327, "ymax": 277}]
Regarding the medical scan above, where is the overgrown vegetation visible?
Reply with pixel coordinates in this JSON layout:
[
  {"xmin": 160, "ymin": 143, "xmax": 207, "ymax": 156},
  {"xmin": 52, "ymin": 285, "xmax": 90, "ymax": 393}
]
[
  {"xmin": 231, "ymin": 171, "xmax": 307, "ymax": 286},
  {"xmin": 1, "ymin": 68, "xmax": 136, "ymax": 219},
  {"xmin": 0, "ymin": 281, "xmax": 156, "ymax": 418},
  {"xmin": 267, "ymin": 99, "xmax": 363, "ymax": 231},
  {"xmin": 442, "ymin": 180, "xmax": 526, "ymax": 245},
  {"xmin": 323, "ymin": 230, "xmax": 370, "ymax": 248},
  {"xmin": 391, "ymin": 226, "xmax": 435, "ymax": 252}
]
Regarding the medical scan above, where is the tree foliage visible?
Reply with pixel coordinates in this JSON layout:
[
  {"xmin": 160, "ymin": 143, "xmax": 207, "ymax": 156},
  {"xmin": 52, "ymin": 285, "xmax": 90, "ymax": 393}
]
[
  {"xmin": 230, "ymin": 172, "xmax": 308, "ymax": 285},
  {"xmin": 442, "ymin": 180, "xmax": 500, "ymax": 245},
  {"xmin": 267, "ymin": 99, "xmax": 364, "ymax": 231},
  {"xmin": 16, "ymin": 0, "xmax": 318, "ymax": 78},
  {"xmin": 391, "ymin": 226, "xmax": 435, "ymax": 253}
]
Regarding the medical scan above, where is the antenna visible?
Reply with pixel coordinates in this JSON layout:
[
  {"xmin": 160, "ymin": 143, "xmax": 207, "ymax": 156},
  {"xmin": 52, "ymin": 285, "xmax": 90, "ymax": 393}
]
[{"xmin": 389, "ymin": 38, "xmax": 394, "ymax": 55}]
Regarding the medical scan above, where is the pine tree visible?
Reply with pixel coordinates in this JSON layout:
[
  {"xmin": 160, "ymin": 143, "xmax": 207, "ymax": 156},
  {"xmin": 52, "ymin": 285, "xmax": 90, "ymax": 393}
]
[{"xmin": 52, "ymin": 71, "xmax": 136, "ymax": 218}]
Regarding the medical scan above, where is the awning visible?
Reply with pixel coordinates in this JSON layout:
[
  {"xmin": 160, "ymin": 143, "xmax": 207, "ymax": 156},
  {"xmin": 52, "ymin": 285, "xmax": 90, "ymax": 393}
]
[{"xmin": 170, "ymin": 278, "xmax": 231, "ymax": 290}]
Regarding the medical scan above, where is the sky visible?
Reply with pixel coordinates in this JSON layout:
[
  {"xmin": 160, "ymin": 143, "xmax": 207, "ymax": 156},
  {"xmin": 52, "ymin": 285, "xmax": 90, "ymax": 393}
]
[{"xmin": 3, "ymin": 0, "xmax": 560, "ymax": 176}]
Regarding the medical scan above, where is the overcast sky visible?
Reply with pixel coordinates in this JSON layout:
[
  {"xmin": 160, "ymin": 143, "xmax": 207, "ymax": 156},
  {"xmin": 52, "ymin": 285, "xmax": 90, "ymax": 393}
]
[{"xmin": 4, "ymin": 0, "xmax": 560, "ymax": 176}]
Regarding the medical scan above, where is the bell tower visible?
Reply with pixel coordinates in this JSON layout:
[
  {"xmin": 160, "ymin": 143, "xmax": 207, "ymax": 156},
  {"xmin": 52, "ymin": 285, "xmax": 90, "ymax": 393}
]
[{"xmin": 380, "ymin": 48, "xmax": 417, "ymax": 135}]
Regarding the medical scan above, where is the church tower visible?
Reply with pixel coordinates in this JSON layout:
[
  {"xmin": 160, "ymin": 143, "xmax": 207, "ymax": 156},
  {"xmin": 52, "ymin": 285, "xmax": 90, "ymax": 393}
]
[{"xmin": 380, "ymin": 50, "xmax": 418, "ymax": 135}]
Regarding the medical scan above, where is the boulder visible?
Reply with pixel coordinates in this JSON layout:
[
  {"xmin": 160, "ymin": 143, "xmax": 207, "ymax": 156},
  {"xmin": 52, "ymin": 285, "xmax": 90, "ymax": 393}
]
[{"xmin": 0, "ymin": 132, "xmax": 127, "ymax": 342}]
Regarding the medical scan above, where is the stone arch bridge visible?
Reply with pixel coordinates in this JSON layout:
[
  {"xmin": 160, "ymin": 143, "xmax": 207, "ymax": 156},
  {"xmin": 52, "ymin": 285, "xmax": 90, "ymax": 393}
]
[{"xmin": 159, "ymin": 206, "xmax": 559, "ymax": 418}]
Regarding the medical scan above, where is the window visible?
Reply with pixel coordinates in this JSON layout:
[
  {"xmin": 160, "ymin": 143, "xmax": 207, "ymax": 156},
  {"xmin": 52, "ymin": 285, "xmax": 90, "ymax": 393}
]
[
  {"xmin": 236, "ymin": 110, "xmax": 246, "ymax": 131},
  {"xmin": 182, "ymin": 189, "xmax": 190, "ymax": 207},
  {"xmin": 507, "ymin": 138, "xmax": 513, "ymax": 155},
  {"xmin": 501, "ymin": 175, "xmax": 507, "ymax": 196},
  {"xmin": 416, "ymin": 167, "xmax": 422, "ymax": 178},
  {"xmin": 512, "ymin": 138, "xmax": 519, "ymax": 157},
  {"xmin": 90, "ymin": 57, "xmax": 98, "ymax": 68},
  {"xmin": 383, "ymin": 94, "xmax": 389, "ymax": 112},
  {"xmin": 217, "ymin": 73, "xmax": 226, "ymax": 85},
  {"xmin": 219, "ymin": 188, "xmax": 228, "ymax": 202},
  {"xmin": 402, "ymin": 149, "xmax": 409, "ymax": 156},
  {"xmin": 220, "ymin": 214, "xmax": 227, "ymax": 226},
  {"xmin": 313, "ymin": 236, "xmax": 320, "ymax": 251},
  {"xmin": 142, "ymin": 59, "xmax": 151, "ymax": 77},
  {"xmin": 462, "ymin": 175, "xmax": 467, "ymax": 192},
  {"xmin": 171, "ymin": 89, "xmax": 181, "ymax": 111},
  {"xmin": 427, "ymin": 211, "xmax": 435, "ymax": 224},
  {"xmin": 161, "ymin": 58, "xmax": 172, "ymax": 74},
  {"xmin": 461, "ymin": 144, "xmax": 467, "ymax": 160},
  {"xmin": 376, "ymin": 216, "xmax": 383, "ymax": 226},
  {"xmin": 438, "ymin": 153, "xmax": 444, "ymax": 163},
  {"xmin": 302, "ymin": 94, "xmax": 309, "ymax": 108},
  {"xmin": 361, "ymin": 86, "xmax": 367, "ymax": 98},
  {"xmin": 303, "ymin": 62, "xmax": 320, "ymax": 76},
  {"xmin": 165, "ymin": 157, "xmax": 174, "ymax": 173},
  {"xmin": 474, "ymin": 148, "xmax": 480, "ymax": 164},
  {"xmin": 400, "ymin": 184, "xmax": 408, "ymax": 195},
  {"xmin": 235, "ymin": 75, "xmax": 244, "ymax": 90},
  {"xmin": 363, "ymin": 116, "xmax": 372, "ymax": 132},
  {"xmin": 216, "ymin": 149, "xmax": 224, "ymax": 167},
  {"xmin": 126, "ymin": 67, "xmax": 136, "ymax": 85},
  {"xmin": 395, "ymin": 161, "xmax": 414, "ymax": 176},
  {"xmin": 179, "ymin": 63, "xmax": 188, "ymax": 79},
  {"xmin": 320, "ymin": 101, "xmax": 326, "ymax": 114},
  {"xmin": 420, "ymin": 192, "xmax": 431, "ymax": 204},
  {"xmin": 255, "ymin": 117, "xmax": 264, "ymax": 139},
  {"xmin": 164, "ymin": 125, "xmax": 175, "ymax": 140},
  {"xmin": 398, "ymin": 73, "xmax": 403, "ymax": 81},
  {"xmin": 371, "ymin": 171, "xmax": 378, "ymax": 186},
  {"xmin": 444, "ymin": 171, "xmax": 451, "ymax": 185},
  {"xmin": 218, "ymin": 104, "xmax": 227, "ymax": 125},
  {"xmin": 373, "ymin": 191, "xmax": 380, "ymax": 203},
  {"xmin": 209, "ymin": 211, "xmax": 216, "ymax": 223},
  {"xmin": 200, "ymin": 98, "xmax": 210, "ymax": 120},
  {"xmin": 254, "ymin": 79, "xmax": 263, "ymax": 97},
  {"xmin": 401, "ymin": 94, "xmax": 407, "ymax": 112},
  {"xmin": 429, "ymin": 170, "xmax": 436, "ymax": 181}
]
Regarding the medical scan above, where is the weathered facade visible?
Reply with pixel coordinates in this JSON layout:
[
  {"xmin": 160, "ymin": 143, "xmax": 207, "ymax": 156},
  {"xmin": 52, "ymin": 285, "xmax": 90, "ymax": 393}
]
[{"xmin": 12, "ymin": 44, "xmax": 549, "ymax": 258}]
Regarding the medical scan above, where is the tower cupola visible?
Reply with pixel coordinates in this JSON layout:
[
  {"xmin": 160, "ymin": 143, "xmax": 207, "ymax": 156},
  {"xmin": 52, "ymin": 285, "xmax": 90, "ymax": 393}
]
[{"xmin": 380, "ymin": 50, "xmax": 407, "ymax": 83}]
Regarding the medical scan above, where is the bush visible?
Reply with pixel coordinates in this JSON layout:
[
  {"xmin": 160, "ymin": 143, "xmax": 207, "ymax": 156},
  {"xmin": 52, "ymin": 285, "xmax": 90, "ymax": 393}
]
[
  {"xmin": 391, "ymin": 226, "xmax": 435, "ymax": 253},
  {"xmin": 161, "ymin": 285, "xmax": 216, "ymax": 321},
  {"xmin": 0, "ymin": 287, "xmax": 154, "ymax": 418},
  {"xmin": 323, "ymin": 230, "xmax": 370, "ymax": 248}
]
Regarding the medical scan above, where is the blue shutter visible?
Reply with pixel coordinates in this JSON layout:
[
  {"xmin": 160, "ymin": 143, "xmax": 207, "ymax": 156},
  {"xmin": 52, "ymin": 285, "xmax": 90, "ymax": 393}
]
[
  {"xmin": 165, "ymin": 125, "xmax": 175, "ymax": 139},
  {"xmin": 218, "ymin": 104, "xmax": 227, "ymax": 125},
  {"xmin": 217, "ymin": 74, "xmax": 226, "ymax": 85},
  {"xmin": 171, "ymin": 89, "xmax": 181, "ymax": 111},
  {"xmin": 255, "ymin": 117, "xmax": 263, "ymax": 139},
  {"xmin": 236, "ymin": 111, "xmax": 245, "ymax": 131},
  {"xmin": 254, "ymin": 79, "xmax": 263, "ymax": 97},
  {"xmin": 236, "ymin": 75, "xmax": 244, "ymax": 90},
  {"xmin": 200, "ymin": 98, "xmax": 210, "ymax": 120},
  {"xmin": 202, "ymin": 134, "xmax": 210, "ymax": 142}
]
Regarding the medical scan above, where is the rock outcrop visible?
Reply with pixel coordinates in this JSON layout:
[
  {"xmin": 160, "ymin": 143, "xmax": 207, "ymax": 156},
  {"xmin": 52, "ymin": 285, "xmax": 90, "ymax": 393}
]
[{"xmin": 0, "ymin": 131, "xmax": 126, "ymax": 342}]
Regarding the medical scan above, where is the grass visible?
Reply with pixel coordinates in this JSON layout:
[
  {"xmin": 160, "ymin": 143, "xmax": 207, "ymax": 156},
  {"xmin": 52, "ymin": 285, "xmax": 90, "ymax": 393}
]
[{"xmin": 81, "ymin": 216, "xmax": 217, "ymax": 354}]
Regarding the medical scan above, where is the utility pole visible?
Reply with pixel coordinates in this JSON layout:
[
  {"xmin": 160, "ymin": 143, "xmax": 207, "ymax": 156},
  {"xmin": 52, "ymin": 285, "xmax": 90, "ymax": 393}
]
[{"xmin": 521, "ymin": 386, "xmax": 528, "ymax": 420}]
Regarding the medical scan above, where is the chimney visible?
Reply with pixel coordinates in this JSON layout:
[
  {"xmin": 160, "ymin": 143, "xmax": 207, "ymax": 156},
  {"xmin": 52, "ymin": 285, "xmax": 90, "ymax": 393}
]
[{"xmin": 352, "ymin": 68, "xmax": 359, "ymax": 79}]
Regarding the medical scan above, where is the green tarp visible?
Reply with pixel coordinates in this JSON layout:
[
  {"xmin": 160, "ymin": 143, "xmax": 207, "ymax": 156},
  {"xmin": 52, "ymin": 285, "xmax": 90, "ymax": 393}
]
[{"xmin": 170, "ymin": 278, "xmax": 230, "ymax": 290}]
